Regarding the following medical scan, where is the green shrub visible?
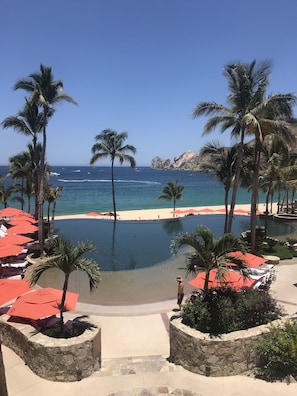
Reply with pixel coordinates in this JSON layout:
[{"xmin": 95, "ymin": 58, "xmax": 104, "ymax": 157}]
[
  {"xmin": 255, "ymin": 320, "xmax": 297, "ymax": 381},
  {"xmin": 182, "ymin": 288, "xmax": 282, "ymax": 336},
  {"xmin": 256, "ymin": 242, "xmax": 293, "ymax": 259}
]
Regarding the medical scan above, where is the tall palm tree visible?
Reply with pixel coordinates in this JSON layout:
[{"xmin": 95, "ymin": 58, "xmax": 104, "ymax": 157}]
[
  {"xmin": 199, "ymin": 142, "xmax": 237, "ymax": 233},
  {"xmin": 14, "ymin": 64, "xmax": 77, "ymax": 254},
  {"xmin": 29, "ymin": 237, "xmax": 101, "ymax": 333},
  {"xmin": 0, "ymin": 177, "xmax": 23, "ymax": 208},
  {"xmin": 193, "ymin": 60, "xmax": 272, "ymax": 233},
  {"xmin": 171, "ymin": 225, "xmax": 247, "ymax": 291},
  {"xmin": 157, "ymin": 180, "xmax": 184, "ymax": 215},
  {"xmin": 90, "ymin": 129, "xmax": 137, "ymax": 220},
  {"xmin": 2, "ymin": 100, "xmax": 44, "ymax": 215}
]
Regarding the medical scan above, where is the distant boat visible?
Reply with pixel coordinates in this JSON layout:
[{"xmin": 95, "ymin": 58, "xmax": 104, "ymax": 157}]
[
  {"xmin": 50, "ymin": 172, "xmax": 60, "ymax": 176},
  {"xmin": 74, "ymin": 169, "xmax": 81, "ymax": 173}
]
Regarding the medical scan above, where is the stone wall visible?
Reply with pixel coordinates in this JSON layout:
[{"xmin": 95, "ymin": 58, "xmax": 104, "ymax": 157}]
[
  {"xmin": 169, "ymin": 317, "xmax": 283, "ymax": 377},
  {"xmin": 0, "ymin": 314, "xmax": 101, "ymax": 381}
]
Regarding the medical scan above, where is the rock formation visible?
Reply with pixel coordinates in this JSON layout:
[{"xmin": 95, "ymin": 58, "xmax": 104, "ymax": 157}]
[{"xmin": 151, "ymin": 150, "xmax": 202, "ymax": 170}]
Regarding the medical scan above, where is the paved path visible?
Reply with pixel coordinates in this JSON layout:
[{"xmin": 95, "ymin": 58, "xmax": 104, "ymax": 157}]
[{"xmin": 3, "ymin": 260, "xmax": 297, "ymax": 395}]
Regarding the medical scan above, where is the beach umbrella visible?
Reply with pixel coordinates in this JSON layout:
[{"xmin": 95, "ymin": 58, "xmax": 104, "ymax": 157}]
[
  {"xmin": 188, "ymin": 269, "xmax": 256, "ymax": 290},
  {"xmin": 197, "ymin": 208, "xmax": 214, "ymax": 213},
  {"xmin": 86, "ymin": 212, "xmax": 103, "ymax": 216},
  {"xmin": 7, "ymin": 288, "xmax": 79, "ymax": 320},
  {"xmin": 0, "ymin": 234, "xmax": 34, "ymax": 246},
  {"xmin": 227, "ymin": 251, "xmax": 267, "ymax": 268},
  {"xmin": 7, "ymin": 223, "xmax": 38, "ymax": 235},
  {"xmin": 170, "ymin": 209, "xmax": 185, "ymax": 214},
  {"xmin": 0, "ymin": 244, "xmax": 24, "ymax": 258},
  {"xmin": 8, "ymin": 217, "xmax": 37, "ymax": 226},
  {"xmin": 0, "ymin": 279, "xmax": 32, "ymax": 306},
  {"xmin": 0, "ymin": 208, "xmax": 31, "ymax": 218},
  {"xmin": 234, "ymin": 208, "xmax": 250, "ymax": 215},
  {"xmin": 184, "ymin": 208, "xmax": 199, "ymax": 214}
]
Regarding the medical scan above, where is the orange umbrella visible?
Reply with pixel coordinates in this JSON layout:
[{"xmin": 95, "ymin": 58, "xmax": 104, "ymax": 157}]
[
  {"xmin": 0, "ymin": 235, "xmax": 34, "ymax": 246},
  {"xmin": 170, "ymin": 209, "xmax": 185, "ymax": 214},
  {"xmin": 8, "ymin": 217, "xmax": 37, "ymax": 226},
  {"xmin": 86, "ymin": 211, "xmax": 103, "ymax": 216},
  {"xmin": 0, "ymin": 244, "xmax": 24, "ymax": 258},
  {"xmin": 197, "ymin": 208, "xmax": 214, "ymax": 213},
  {"xmin": 227, "ymin": 251, "xmax": 267, "ymax": 268},
  {"xmin": 188, "ymin": 269, "xmax": 256, "ymax": 290},
  {"xmin": 0, "ymin": 208, "xmax": 31, "ymax": 217},
  {"xmin": 234, "ymin": 208, "xmax": 249, "ymax": 214},
  {"xmin": 0, "ymin": 279, "xmax": 32, "ymax": 305},
  {"xmin": 7, "ymin": 223, "xmax": 38, "ymax": 235},
  {"xmin": 7, "ymin": 288, "xmax": 79, "ymax": 320}
]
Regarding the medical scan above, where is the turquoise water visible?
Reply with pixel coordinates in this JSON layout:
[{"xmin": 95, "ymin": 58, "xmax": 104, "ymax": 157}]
[{"xmin": 0, "ymin": 165, "xmax": 261, "ymax": 215}]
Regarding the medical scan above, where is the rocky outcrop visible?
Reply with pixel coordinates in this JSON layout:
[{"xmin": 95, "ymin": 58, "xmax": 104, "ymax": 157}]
[{"xmin": 151, "ymin": 151, "xmax": 202, "ymax": 170}]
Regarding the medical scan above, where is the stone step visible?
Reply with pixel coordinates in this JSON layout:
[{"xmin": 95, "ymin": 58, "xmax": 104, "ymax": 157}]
[{"xmin": 96, "ymin": 355, "xmax": 178, "ymax": 377}]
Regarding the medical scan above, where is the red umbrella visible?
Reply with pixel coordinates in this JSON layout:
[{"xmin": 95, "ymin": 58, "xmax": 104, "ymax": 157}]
[
  {"xmin": 0, "ymin": 208, "xmax": 31, "ymax": 218},
  {"xmin": 7, "ymin": 288, "xmax": 79, "ymax": 320},
  {"xmin": 0, "ymin": 245, "xmax": 24, "ymax": 259},
  {"xmin": 197, "ymin": 208, "xmax": 214, "ymax": 213},
  {"xmin": 234, "ymin": 208, "xmax": 249, "ymax": 215},
  {"xmin": 227, "ymin": 251, "xmax": 267, "ymax": 268},
  {"xmin": 0, "ymin": 279, "xmax": 32, "ymax": 306},
  {"xmin": 7, "ymin": 223, "xmax": 38, "ymax": 235},
  {"xmin": 0, "ymin": 235, "xmax": 34, "ymax": 246},
  {"xmin": 184, "ymin": 208, "xmax": 199, "ymax": 214},
  {"xmin": 188, "ymin": 269, "xmax": 256, "ymax": 290},
  {"xmin": 8, "ymin": 217, "xmax": 37, "ymax": 226},
  {"xmin": 86, "ymin": 211, "xmax": 103, "ymax": 216},
  {"xmin": 170, "ymin": 209, "xmax": 185, "ymax": 214}
]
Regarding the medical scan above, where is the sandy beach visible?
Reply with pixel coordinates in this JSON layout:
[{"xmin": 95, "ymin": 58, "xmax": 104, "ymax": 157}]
[{"xmin": 55, "ymin": 202, "xmax": 278, "ymax": 222}]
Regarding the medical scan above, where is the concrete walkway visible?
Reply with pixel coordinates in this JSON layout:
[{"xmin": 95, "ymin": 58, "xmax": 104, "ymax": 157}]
[{"xmin": 3, "ymin": 260, "xmax": 297, "ymax": 395}]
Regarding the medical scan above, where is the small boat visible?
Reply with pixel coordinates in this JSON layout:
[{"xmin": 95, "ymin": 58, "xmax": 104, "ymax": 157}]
[
  {"xmin": 50, "ymin": 172, "xmax": 60, "ymax": 176},
  {"xmin": 74, "ymin": 169, "xmax": 81, "ymax": 173}
]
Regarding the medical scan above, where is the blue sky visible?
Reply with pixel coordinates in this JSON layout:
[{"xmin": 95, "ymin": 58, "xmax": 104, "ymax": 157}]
[{"xmin": 1, "ymin": 0, "xmax": 297, "ymax": 166}]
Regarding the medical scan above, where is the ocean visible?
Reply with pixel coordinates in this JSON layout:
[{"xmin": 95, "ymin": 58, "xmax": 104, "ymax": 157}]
[{"xmin": 0, "ymin": 165, "xmax": 262, "ymax": 215}]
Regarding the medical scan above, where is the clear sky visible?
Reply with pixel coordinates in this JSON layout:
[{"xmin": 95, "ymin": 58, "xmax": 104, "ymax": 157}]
[{"xmin": 1, "ymin": 0, "xmax": 297, "ymax": 166}]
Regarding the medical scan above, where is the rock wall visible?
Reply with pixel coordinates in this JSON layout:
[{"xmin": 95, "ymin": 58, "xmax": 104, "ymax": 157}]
[
  {"xmin": 0, "ymin": 314, "xmax": 101, "ymax": 382},
  {"xmin": 169, "ymin": 317, "xmax": 283, "ymax": 377},
  {"xmin": 151, "ymin": 150, "xmax": 202, "ymax": 170}
]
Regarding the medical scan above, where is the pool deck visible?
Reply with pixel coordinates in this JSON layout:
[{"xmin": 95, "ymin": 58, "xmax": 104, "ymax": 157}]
[{"xmin": 3, "ymin": 258, "xmax": 297, "ymax": 395}]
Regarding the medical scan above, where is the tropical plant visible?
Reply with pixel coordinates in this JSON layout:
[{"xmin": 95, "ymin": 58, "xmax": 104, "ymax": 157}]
[
  {"xmin": 170, "ymin": 225, "xmax": 247, "ymax": 291},
  {"xmin": 44, "ymin": 185, "xmax": 63, "ymax": 237},
  {"xmin": 90, "ymin": 129, "xmax": 137, "ymax": 220},
  {"xmin": 13, "ymin": 64, "xmax": 77, "ymax": 254},
  {"xmin": 182, "ymin": 287, "xmax": 282, "ymax": 335},
  {"xmin": 192, "ymin": 60, "xmax": 297, "ymax": 251},
  {"xmin": 0, "ymin": 176, "xmax": 23, "ymax": 208},
  {"xmin": 255, "ymin": 320, "xmax": 297, "ymax": 381},
  {"xmin": 199, "ymin": 142, "xmax": 237, "ymax": 232},
  {"xmin": 158, "ymin": 180, "xmax": 184, "ymax": 215},
  {"xmin": 29, "ymin": 237, "xmax": 101, "ymax": 334}
]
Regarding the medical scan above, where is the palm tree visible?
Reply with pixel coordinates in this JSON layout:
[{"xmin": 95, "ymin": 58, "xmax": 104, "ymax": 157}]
[
  {"xmin": 0, "ymin": 176, "xmax": 23, "ymax": 208},
  {"xmin": 29, "ymin": 237, "xmax": 101, "ymax": 333},
  {"xmin": 90, "ymin": 129, "xmax": 137, "ymax": 220},
  {"xmin": 199, "ymin": 142, "xmax": 237, "ymax": 233},
  {"xmin": 158, "ymin": 180, "xmax": 184, "ymax": 215},
  {"xmin": 192, "ymin": 61, "xmax": 294, "ymax": 231},
  {"xmin": 2, "ymin": 100, "xmax": 44, "ymax": 215},
  {"xmin": 171, "ymin": 225, "xmax": 247, "ymax": 291},
  {"xmin": 14, "ymin": 64, "xmax": 77, "ymax": 254}
]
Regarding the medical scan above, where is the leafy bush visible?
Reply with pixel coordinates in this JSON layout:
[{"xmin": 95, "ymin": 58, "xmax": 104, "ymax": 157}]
[
  {"xmin": 182, "ymin": 288, "xmax": 282, "ymax": 336},
  {"xmin": 256, "ymin": 242, "xmax": 293, "ymax": 259},
  {"xmin": 255, "ymin": 320, "xmax": 297, "ymax": 381}
]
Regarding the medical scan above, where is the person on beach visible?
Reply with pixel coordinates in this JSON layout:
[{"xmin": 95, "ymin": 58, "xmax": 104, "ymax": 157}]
[{"xmin": 176, "ymin": 276, "xmax": 184, "ymax": 310}]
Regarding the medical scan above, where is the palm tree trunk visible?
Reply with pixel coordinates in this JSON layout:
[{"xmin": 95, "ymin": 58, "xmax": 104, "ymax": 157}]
[
  {"xmin": 250, "ymin": 149, "xmax": 261, "ymax": 252},
  {"xmin": 60, "ymin": 274, "xmax": 70, "ymax": 334},
  {"xmin": 227, "ymin": 134, "xmax": 245, "ymax": 233},
  {"xmin": 0, "ymin": 344, "xmax": 8, "ymax": 396},
  {"xmin": 224, "ymin": 187, "xmax": 229, "ymax": 234},
  {"xmin": 111, "ymin": 160, "xmax": 117, "ymax": 221}
]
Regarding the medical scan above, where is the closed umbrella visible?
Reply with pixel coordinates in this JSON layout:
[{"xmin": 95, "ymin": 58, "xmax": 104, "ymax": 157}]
[
  {"xmin": 7, "ymin": 288, "xmax": 79, "ymax": 320},
  {"xmin": 0, "ymin": 279, "xmax": 32, "ymax": 306}
]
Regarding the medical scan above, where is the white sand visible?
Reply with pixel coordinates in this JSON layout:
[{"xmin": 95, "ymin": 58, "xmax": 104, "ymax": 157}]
[{"xmin": 55, "ymin": 202, "xmax": 278, "ymax": 222}]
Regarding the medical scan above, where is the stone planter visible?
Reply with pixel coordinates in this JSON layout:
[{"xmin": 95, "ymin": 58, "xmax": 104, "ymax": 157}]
[
  {"xmin": 0, "ymin": 314, "xmax": 101, "ymax": 381},
  {"xmin": 169, "ymin": 317, "xmax": 283, "ymax": 377}
]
